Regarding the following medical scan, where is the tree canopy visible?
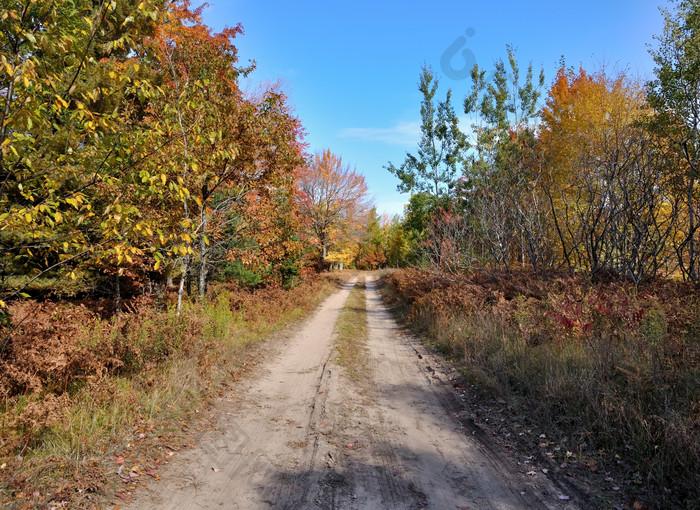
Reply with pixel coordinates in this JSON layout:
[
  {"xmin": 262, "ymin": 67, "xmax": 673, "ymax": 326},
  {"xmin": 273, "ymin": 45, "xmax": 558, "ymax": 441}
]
[
  {"xmin": 385, "ymin": 64, "xmax": 467, "ymax": 199},
  {"xmin": 297, "ymin": 149, "xmax": 371, "ymax": 261}
]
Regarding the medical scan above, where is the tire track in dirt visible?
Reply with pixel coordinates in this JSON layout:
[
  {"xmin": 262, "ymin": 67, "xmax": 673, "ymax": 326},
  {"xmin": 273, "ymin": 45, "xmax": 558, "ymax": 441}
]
[
  {"xmin": 124, "ymin": 278, "xmax": 357, "ymax": 509},
  {"xmin": 125, "ymin": 274, "xmax": 580, "ymax": 509},
  {"xmin": 309, "ymin": 276, "xmax": 531, "ymax": 510},
  {"xmin": 360, "ymin": 277, "xmax": 532, "ymax": 509}
]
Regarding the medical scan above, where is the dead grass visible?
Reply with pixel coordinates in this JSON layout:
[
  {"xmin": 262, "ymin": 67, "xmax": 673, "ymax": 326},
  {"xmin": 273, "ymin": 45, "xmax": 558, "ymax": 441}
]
[
  {"xmin": 0, "ymin": 274, "xmax": 338, "ymax": 509},
  {"xmin": 382, "ymin": 268, "xmax": 700, "ymax": 509},
  {"xmin": 334, "ymin": 278, "xmax": 369, "ymax": 381}
]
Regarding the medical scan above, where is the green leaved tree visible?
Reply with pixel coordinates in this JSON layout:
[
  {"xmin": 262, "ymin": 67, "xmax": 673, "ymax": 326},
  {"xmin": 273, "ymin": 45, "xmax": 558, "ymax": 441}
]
[
  {"xmin": 462, "ymin": 45, "xmax": 547, "ymax": 271},
  {"xmin": 0, "ymin": 0, "xmax": 164, "ymax": 313},
  {"xmin": 647, "ymin": 0, "xmax": 700, "ymax": 281},
  {"xmin": 385, "ymin": 64, "xmax": 467, "ymax": 199}
]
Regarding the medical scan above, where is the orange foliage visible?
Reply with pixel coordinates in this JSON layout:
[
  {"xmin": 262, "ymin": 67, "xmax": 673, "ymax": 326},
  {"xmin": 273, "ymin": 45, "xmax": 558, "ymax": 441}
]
[
  {"xmin": 297, "ymin": 150, "xmax": 371, "ymax": 259},
  {"xmin": 540, "ymin": 66, "xmax": 648, "ymax": 189},
  {"xmin": 226, "ymin": 186, "xmax": 308, "ymax": 285}
]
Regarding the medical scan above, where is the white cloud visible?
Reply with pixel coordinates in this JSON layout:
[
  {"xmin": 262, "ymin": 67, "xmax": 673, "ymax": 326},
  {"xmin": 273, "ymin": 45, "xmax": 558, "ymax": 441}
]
[{"xmin": 338, "ymin": 120, "xmax": 421, "ymax": 147}]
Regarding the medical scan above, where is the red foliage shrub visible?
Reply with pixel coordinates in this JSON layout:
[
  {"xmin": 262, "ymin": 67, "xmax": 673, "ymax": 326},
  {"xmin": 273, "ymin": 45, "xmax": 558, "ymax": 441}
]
[
  {"xmin": 0, "ymin": 275, "xmax": 328, "ymax": 433},
  {"xmin": 384, "ymin": 268, "xmax": 700, "ymax": 506},
  {"xmin": 0, "ymin": 301, "xmax": 117, "ymax": 399}
]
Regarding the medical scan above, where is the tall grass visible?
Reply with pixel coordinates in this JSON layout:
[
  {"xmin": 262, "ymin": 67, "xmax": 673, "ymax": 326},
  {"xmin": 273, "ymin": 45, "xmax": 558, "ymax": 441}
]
[{"xmin": 383, "ymin": 269, "xmax": 700, "ymax": 509}]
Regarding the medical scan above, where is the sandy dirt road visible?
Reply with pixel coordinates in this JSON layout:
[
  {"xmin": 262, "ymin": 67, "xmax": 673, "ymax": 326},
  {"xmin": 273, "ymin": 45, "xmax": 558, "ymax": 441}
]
[{"xmin": 126, "ymin": 276, "xmax": 579, "ymax": 510}]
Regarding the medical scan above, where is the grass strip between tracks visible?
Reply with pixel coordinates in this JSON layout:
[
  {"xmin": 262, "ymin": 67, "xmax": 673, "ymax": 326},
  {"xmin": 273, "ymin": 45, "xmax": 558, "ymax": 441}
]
[{"xmin": 333, "ymin": 278, "xmax": 369, "ymax": 381}]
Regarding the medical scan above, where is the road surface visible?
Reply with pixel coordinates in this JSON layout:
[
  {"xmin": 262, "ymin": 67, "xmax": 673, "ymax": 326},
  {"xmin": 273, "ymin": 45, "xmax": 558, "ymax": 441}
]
[{"xmin": 126, "ymin": 276, "xmax": 577, "ymax": 509}]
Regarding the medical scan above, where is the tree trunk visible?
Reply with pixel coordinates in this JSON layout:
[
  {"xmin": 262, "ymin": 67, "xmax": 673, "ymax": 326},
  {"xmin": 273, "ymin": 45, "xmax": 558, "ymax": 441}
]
[
  {"xmin": 176, "ymin": 253, "xmax": 191, "ymax": 316},
  {"xmin": 199, "ymin": 208, "xmax": 209, "ymax": 299},
  {"xmin": 114, "ymin": 272, "xmax": 121, "ymax": 318},
  {"xmin": 545, "ymin": 185, "xmax": 572, "ymax": 271},
  {"xmin": 688, "ymin": 176, "xmax": 697, "ymax": 280}
]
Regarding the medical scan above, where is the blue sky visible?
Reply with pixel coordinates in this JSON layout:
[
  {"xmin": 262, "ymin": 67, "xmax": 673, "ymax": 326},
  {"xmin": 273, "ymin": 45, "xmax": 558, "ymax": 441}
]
[{"xmin": 196, "ymin": 0, "xmax": 667, "ymax": 218}]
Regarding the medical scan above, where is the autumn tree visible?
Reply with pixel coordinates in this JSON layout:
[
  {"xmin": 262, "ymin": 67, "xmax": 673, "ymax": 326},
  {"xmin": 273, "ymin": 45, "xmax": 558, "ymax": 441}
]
[
  {"xmin": 384, "ymin": 216, "xmax": 411, "ymax": 268},
  {"xmin": 354, "ymin": 208, "xmax": 387, "ymax": 270},
  {"xmin": 647, "ymin": 0, "xmax": 700, "ymax": 281},
  {"xmin": 297, "ymin": 150, "xmax": 371, "ymax": 261},
  {"xmin": 0, "ymin": 0, "xmax": 308, "ymax": 323},
  {"xmin": 214, "ymin": 183, "xmax": 305, "ymax": 288},
  {"xmin": 0, "ymin": 0, "xmax": 165, "ymax": 312},
  {"xmin": 541, "ymin": 67, "xmax": 677, "ymax": 281},
  {"xmin": 386, "ymin": 64, "xmax": 467, "ymax": 199},
  {"xmin": 145, "ymin": 1, "xmax": 305, "ymax": 307},
  {"xmin": 144, "ymin": 1, "xmax": 243, "ymax": 308},
  {"xmin": 423, "ymin": 208, "xmax": 476, "ymax": 274}
]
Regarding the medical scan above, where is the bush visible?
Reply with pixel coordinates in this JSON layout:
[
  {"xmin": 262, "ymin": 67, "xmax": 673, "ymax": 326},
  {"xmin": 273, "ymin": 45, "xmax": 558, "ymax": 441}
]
[
  {"xmin": 218, "ymin": 260, "xmax": 264, "ymax": 287},
  {"xmin": 384, "ymin": 268, "xmax": 700, "ymax": 508},
  {"xmin": 0, "ymin": 274, "xmax": 333, "ymax": 508}
]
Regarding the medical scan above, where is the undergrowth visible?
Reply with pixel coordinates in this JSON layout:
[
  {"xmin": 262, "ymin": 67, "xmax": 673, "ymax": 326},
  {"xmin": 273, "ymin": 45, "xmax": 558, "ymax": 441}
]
[
  {"xmin": 383, "ymin": 268, "xmax": 700, "ymax": 509},
  {"xmin": 0, "ymin": 275, "xmax": 339, "ymax": 509}
]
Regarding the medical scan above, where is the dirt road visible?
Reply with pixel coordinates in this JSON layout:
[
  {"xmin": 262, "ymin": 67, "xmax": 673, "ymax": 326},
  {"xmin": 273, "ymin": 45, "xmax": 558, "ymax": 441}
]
[{"xmin": 126, "ymin": 276, "xmax": 579, "ymax": 509}]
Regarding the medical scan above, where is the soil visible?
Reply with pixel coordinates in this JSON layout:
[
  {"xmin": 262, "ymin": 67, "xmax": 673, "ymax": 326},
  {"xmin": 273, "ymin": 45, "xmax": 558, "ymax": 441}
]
[{"xmin": 122, "ymin": 276, "xmax": 582, "ymax": 510}]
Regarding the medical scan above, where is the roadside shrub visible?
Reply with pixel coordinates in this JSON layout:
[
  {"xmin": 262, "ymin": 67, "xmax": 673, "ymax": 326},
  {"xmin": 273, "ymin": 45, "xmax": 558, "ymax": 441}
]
[
  {"xmin": 218, "ymin": 260, "xmax": 264, "ymax": 287},
  {"xmin": 0, "ymin": 275, "xmax": 329, "ymax": 458},
  {"xmin": 384, "ymin": 268, "xmax": 700, "ymax": 507}
]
